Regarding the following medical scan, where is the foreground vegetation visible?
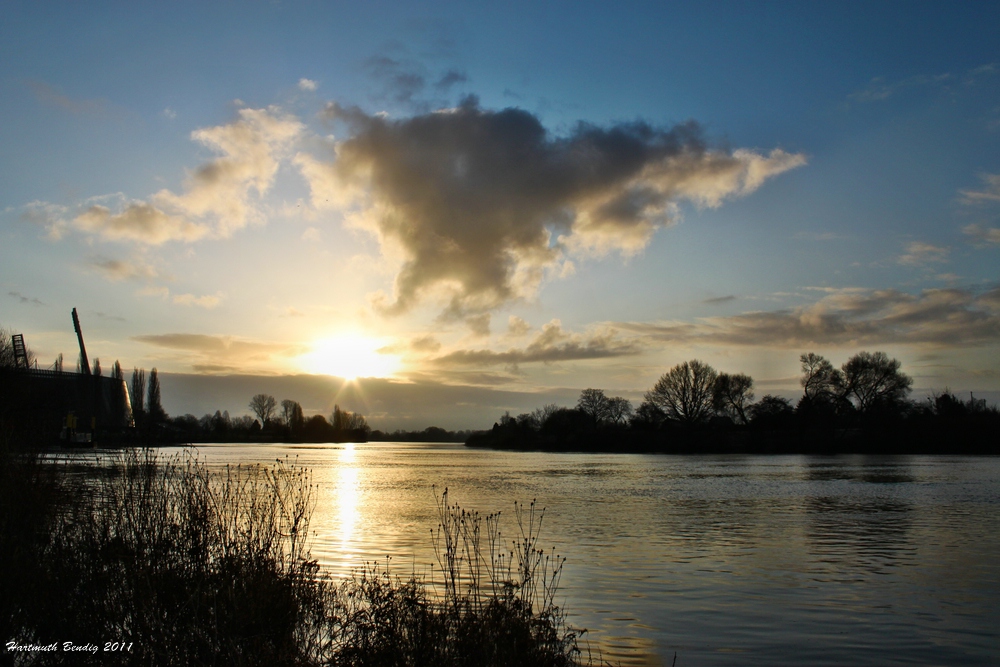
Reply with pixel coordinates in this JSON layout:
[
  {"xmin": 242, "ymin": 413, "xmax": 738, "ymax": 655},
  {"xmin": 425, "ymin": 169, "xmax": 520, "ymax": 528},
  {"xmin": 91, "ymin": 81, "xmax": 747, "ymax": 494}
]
[
  {"xmin": 469, "ymin": 351, "xmax": 1000, "ymax": 454},
  {"xmin": 1, "ymin": 446, "xmax": 589, "ymax": 666}
]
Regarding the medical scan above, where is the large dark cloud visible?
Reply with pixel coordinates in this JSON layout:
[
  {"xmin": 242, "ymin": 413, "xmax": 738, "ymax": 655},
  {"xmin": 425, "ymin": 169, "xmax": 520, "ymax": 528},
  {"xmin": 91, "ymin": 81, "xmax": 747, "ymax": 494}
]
[{"xmin": 298, "ymin": 98, "xmax": 804, "ymax": 318}]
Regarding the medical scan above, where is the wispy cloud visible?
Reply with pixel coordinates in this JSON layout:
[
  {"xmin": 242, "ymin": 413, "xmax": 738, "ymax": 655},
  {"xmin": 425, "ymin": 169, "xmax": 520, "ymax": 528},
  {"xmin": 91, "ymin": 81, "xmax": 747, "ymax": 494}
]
[
  {"xmin": 960, "ymin": 173, "xmax": 1000, "ymax": 205},
  {"xmin": 703, "ymin": 295, "xmax": 737, "ymax": 305},
  {"xmin": 34, "ymin": 108, "xmax": 305, "ymax": 246},
  {"xmin": 963, "ymin": 223, "xmax": 1000, "ymax": 246},
  {"xmin": 87, "ymin": 255, "xmax": 160, "ymax": 282},
  {"xmin": 172, "ymin": 293, "xmax": 223, "ymax": 309},
  {"xmin": 617, "ymin": 286, "xmax": 1000, "ymax": 348},
  {"xmin": 299, "ymin": 98, "xmax": 805, "ymax": 318},
  {"xmin": 428, "ymin": 320, "xmax": 640, "ymax": 369},
  {"xmin": 8, "ymin": 291, "xmax": 45, "ymax": 306},
  {"xmin": 133, "ymin": 333, "xmax": 306, "ymax": 372},
  {"xmin": 849, "ymin": 73, "xmax": 951, "ymax": 103},
  {"xmin": 298, "ymin": 78, "xmax": 318, "ymax": 92},
  {"xmin": 25, "ymin": 80, "xmax": 118, "ymax": 116},
  {"xmin": 898, "ymin": 241, "xmax": 949, "ymax": 266}
]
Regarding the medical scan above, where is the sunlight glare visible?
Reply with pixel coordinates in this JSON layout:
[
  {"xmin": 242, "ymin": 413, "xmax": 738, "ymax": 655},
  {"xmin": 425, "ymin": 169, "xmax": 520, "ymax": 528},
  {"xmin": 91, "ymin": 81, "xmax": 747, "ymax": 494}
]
[{"xmin": 301, "ymin": 334, "xmax": 400, "ymax": 381}]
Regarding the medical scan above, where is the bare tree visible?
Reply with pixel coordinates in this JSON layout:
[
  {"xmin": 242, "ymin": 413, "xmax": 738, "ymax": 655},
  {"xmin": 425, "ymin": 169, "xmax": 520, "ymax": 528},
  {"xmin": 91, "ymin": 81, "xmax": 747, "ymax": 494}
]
[
  {"xmin": 840, "ymin": 351, "xmax": 912, "ymax": 412},
  {"xmin": 577, "ymin": 388, "xmax": 612, "ymax": 426},
  {"xmin": 280, "ymin": 399, "xmax": 302, "ymax": 428},
  {"xmin": 606, "ymin": 396, "xmax": 634, "ymax": 425},
  {"xmin": 800, "ymin": 353, "xmax": 842, "ymax": 401},
  {"xmin": 645, "ymin": 360, "xmax": 718, "ymax": 425},
  {"xmin": 713, "ymin": 372, "xmax": 755, "ymax": 425},
  {"xmin": 331, "ymin": 404, "xmax": 369, "ymax": 433},
  {"xmin": 249, "ymin": 394, "xmax": 277, "ymax": 426},
  {"xmin": 530, "ymin": 403, "xmax": 561, "ymax": 428}
]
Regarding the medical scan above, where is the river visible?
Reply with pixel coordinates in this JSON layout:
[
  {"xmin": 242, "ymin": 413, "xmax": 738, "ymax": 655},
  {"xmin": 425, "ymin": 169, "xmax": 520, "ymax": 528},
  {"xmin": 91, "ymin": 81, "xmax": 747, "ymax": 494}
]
[{"xmin": 164, "ymin": 442, "xmax": 997, "ymax": 666}]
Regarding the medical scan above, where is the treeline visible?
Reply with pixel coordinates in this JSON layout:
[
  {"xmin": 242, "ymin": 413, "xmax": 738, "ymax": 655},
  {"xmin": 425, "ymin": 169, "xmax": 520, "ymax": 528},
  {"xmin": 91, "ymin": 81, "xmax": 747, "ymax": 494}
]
[
  {"xmin": 166, "ymin": 395, "xmax": 372, "ymax": 443},
  {"xmin": 467, "ymin": 351, "xmax": 1000, "ymax": 454},
  {"xmin": 369, "ymin": 426, "xmax": 478, "ymax": 443}
]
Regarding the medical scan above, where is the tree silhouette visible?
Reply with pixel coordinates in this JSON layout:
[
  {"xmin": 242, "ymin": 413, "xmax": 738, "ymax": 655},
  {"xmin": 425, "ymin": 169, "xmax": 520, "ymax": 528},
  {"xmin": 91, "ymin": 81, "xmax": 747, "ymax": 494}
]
[
  {"xmin": 713, "ymin": 372, "xmax": 754, "ymax": 425},
  {"xmin": 131, "ymin": 368, "xmax": 146, "ymax": 422},
  {"xmin": 800, "ymin": 353, "xmax": 842, "ymax": 401},
  {"xmin": 645, "ymin": 360, "xmax": 718, "ymax": 425},
  {"xmin": 147, "ymin": 368, "xmax": 166, "ymax": 423},
  {"xmin": 576, "ymin": 388, "xmax": 611, "ymax": 426},
  {"xmin": 606, "ymin": 396, "xmax": 634, "ymax": 426},
  {"xmin": 249, "ymin": 394, "xmax": 277, "ymax": 426},
  {"xmin": 840, "ymin": 351, "xmax": 912, "ymax": 413}
]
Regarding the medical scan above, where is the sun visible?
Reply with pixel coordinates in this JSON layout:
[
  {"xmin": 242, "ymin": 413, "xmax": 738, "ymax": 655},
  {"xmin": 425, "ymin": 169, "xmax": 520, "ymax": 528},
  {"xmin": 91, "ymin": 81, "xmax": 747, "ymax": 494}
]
[{"xmin": 301, "ymin": 334, "xmax": 400, "ymax": 381}]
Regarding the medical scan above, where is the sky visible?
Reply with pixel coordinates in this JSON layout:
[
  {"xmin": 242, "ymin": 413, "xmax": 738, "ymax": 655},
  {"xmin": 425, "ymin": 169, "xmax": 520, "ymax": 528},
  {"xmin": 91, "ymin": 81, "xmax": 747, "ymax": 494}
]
[{"xmin": 2, "ymin": 1, "xmax": 999, "ymax": 430}]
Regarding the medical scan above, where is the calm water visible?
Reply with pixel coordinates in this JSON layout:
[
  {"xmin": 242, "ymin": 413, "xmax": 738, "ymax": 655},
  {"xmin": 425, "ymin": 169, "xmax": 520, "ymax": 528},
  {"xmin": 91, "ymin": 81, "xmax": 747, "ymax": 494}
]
[{"xmin": 164, "ymin": 443, "xmax": 996, "ymax": 666}]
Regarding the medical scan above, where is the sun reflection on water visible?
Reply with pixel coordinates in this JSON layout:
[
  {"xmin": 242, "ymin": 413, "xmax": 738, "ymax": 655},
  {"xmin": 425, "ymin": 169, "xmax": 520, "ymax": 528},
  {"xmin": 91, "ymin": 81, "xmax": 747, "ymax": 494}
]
[{"xmin": 336, "ymin": 444, "xmax": 360, "ymax": 549}]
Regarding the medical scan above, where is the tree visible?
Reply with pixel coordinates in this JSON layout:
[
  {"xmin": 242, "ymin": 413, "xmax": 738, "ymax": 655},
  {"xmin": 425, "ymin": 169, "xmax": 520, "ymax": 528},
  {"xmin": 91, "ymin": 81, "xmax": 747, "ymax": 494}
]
[
  {"xmin": 800, "ymin": 353, "xmax": 842, "ymax": 401},
  {"xmin": 331, "ymin": 404, "xmax": 369, "ymax": 433},
  {"xmin": 131, "ymin": 368, "xmax": 146, "ymax": 420},
  {"xmin": 531, "ymin": 404, "xmax": 561, "ymax": 428},
  {"xmin": 147, "ymin": 368, "xmax": 166, "ymax": 423},
  {"xmin": 630, "ymin": 400, "xmax": 666, "ymax": 429},
  {"xmin": 606, "ymin": 396, "xmax": 634, "ymax": 426},
  {"xmin": 713, "ymin": 373, "xmax": 755, "ymax": 425},
  {"xmin": 750, "ymin": 395, "xmax": 795, "ymax": 428},
  {"xmin": 645, "ymin": 360, "xmax": 718, "ymax": 425},
  {"xmin": 577, "ymin": 389, "xmax": 611, "ymax": 426},
  {"xmin": 281, "ymin": 399, "xmax": 305, "ymax": 432},
  {"xmin": 249, "ymin": 393, "xmax": 277, "ymax": 426},
  {"xmin": 92, "ymin": 357, "xmax": 102, "ymax": 377},
  {"xmin": 839, "ymin": 351, "xmax": 912, "ymax": 413}
]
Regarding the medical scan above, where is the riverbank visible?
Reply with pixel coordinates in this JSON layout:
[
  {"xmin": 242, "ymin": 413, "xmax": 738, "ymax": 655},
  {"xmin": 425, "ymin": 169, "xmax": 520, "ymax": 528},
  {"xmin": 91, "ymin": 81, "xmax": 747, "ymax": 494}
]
[{"xmin": 1, "ymin": 445, "xmax": 590, "ymax": 667}]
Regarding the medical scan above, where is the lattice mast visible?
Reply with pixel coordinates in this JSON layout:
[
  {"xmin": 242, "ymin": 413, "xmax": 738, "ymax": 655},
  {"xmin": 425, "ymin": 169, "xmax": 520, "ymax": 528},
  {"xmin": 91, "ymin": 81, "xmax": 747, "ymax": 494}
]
[
  {"xmin": 11, "ymin": 334, "xmax": 29, "ymax": 369},
  {"xmin": 72, "ymin": 308, "xmax": 91, "ymax": 376}
]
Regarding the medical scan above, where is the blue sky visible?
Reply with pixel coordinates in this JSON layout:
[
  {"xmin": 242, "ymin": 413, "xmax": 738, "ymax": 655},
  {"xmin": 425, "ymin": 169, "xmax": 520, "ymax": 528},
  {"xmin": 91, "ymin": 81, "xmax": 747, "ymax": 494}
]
[{"xmin": 2, "ymin": 2, "xmax": 998, "ymax": 429}]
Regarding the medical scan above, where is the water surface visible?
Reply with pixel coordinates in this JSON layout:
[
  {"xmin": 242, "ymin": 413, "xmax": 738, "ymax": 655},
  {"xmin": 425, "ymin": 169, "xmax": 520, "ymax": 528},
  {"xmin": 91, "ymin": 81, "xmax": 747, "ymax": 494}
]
[{"xmin": 169, "ymin": 443, "xmax": 999, "ymax": 666}]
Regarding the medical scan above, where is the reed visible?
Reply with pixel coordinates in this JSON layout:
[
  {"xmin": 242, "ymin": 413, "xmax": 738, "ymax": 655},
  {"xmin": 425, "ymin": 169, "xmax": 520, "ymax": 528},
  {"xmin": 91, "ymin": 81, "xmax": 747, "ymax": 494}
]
[{"xmin": 2, "ymin": 449, "xmax": 593, "ymax": 666}]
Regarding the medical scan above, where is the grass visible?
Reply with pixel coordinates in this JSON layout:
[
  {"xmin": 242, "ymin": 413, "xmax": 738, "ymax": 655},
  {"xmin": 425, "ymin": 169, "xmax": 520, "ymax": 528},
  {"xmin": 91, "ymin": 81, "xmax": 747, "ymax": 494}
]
[{"xmin": 2, "ymin": 447, "xmax": 593, "ymax": 666}]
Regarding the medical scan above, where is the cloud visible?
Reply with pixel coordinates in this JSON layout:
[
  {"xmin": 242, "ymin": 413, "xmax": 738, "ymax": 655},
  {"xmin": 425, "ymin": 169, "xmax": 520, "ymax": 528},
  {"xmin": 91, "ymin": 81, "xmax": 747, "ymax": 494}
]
[
  {"xmin": 39, "ymin": 108, "xmax": 305, "ymax": 247},
  {"xmin": 960, "ymin": 173, "xmax": 1000, "ymax": 205},
  {"xmin": 898, "ymin": 241, "xmax": 949, "ymax": 266},
  {"xmin": 363, "ymin": 56, "xmax": 428, "ymax": 108},
  {"xmin": 26, "ymin": 80, "xmax": 116, "ymax": 116},
  {"xmin": 616, "ymin": 286, "xmax": 1000, "ymax": 348},
  {"xmin": 301, "ymin": 98, "xmax": 805, "ymax": 317},
  {"xmin": 74, "ymin": 201, "xmax": 209, "ymax": 244},
  {"xmin": 848, "ymin": 73, "xmax": 952, "ymax": 103},
  {"xmin": 507, "ymin": 316, "xmax": 531, "ymax": 337},
  {"xmin": 87, "ymin": 256, "xmax": 160, "ymax": 282},
  {"xmin": 703, "ymin": 295, "xmax": 737, "ymax": 305},
  {"xmin": 466, "ymin": 313, "xmax": 491, "ymax": 337},
  {"xmin": 172, "ymin": 293, "xmax": 223, "ymax": 309},
  {"xmin": 133, "ymin": 333, "xmax": 305, "ymax": 371},
  {"xmin": 301, "ymin": 226, "xmax": 322, "ymax": 242},
  {"xmin": 163, "ymin": 108, "xmax": 177, "ymax": 120},
  {"xmin": 963, "ymin": 223, "xmax": 1000, "ymax": 246},
  {"xmin": 153, "ymin": 107, "xmax": 304, "ymax": 237},
  {"xmin": 429, "ymin": 320, "xmax": 641, "ymax": 369},
  {"xmin": 8, "ymin": 291, "xmax": 45, "ymax": 306},
  {"xmin": 434, "ymin": 70, "xmax": 468, "ymax": 92},
  {"xmin": 298, "ymin": 78, "xmax": 318, "ymax": 92}
]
